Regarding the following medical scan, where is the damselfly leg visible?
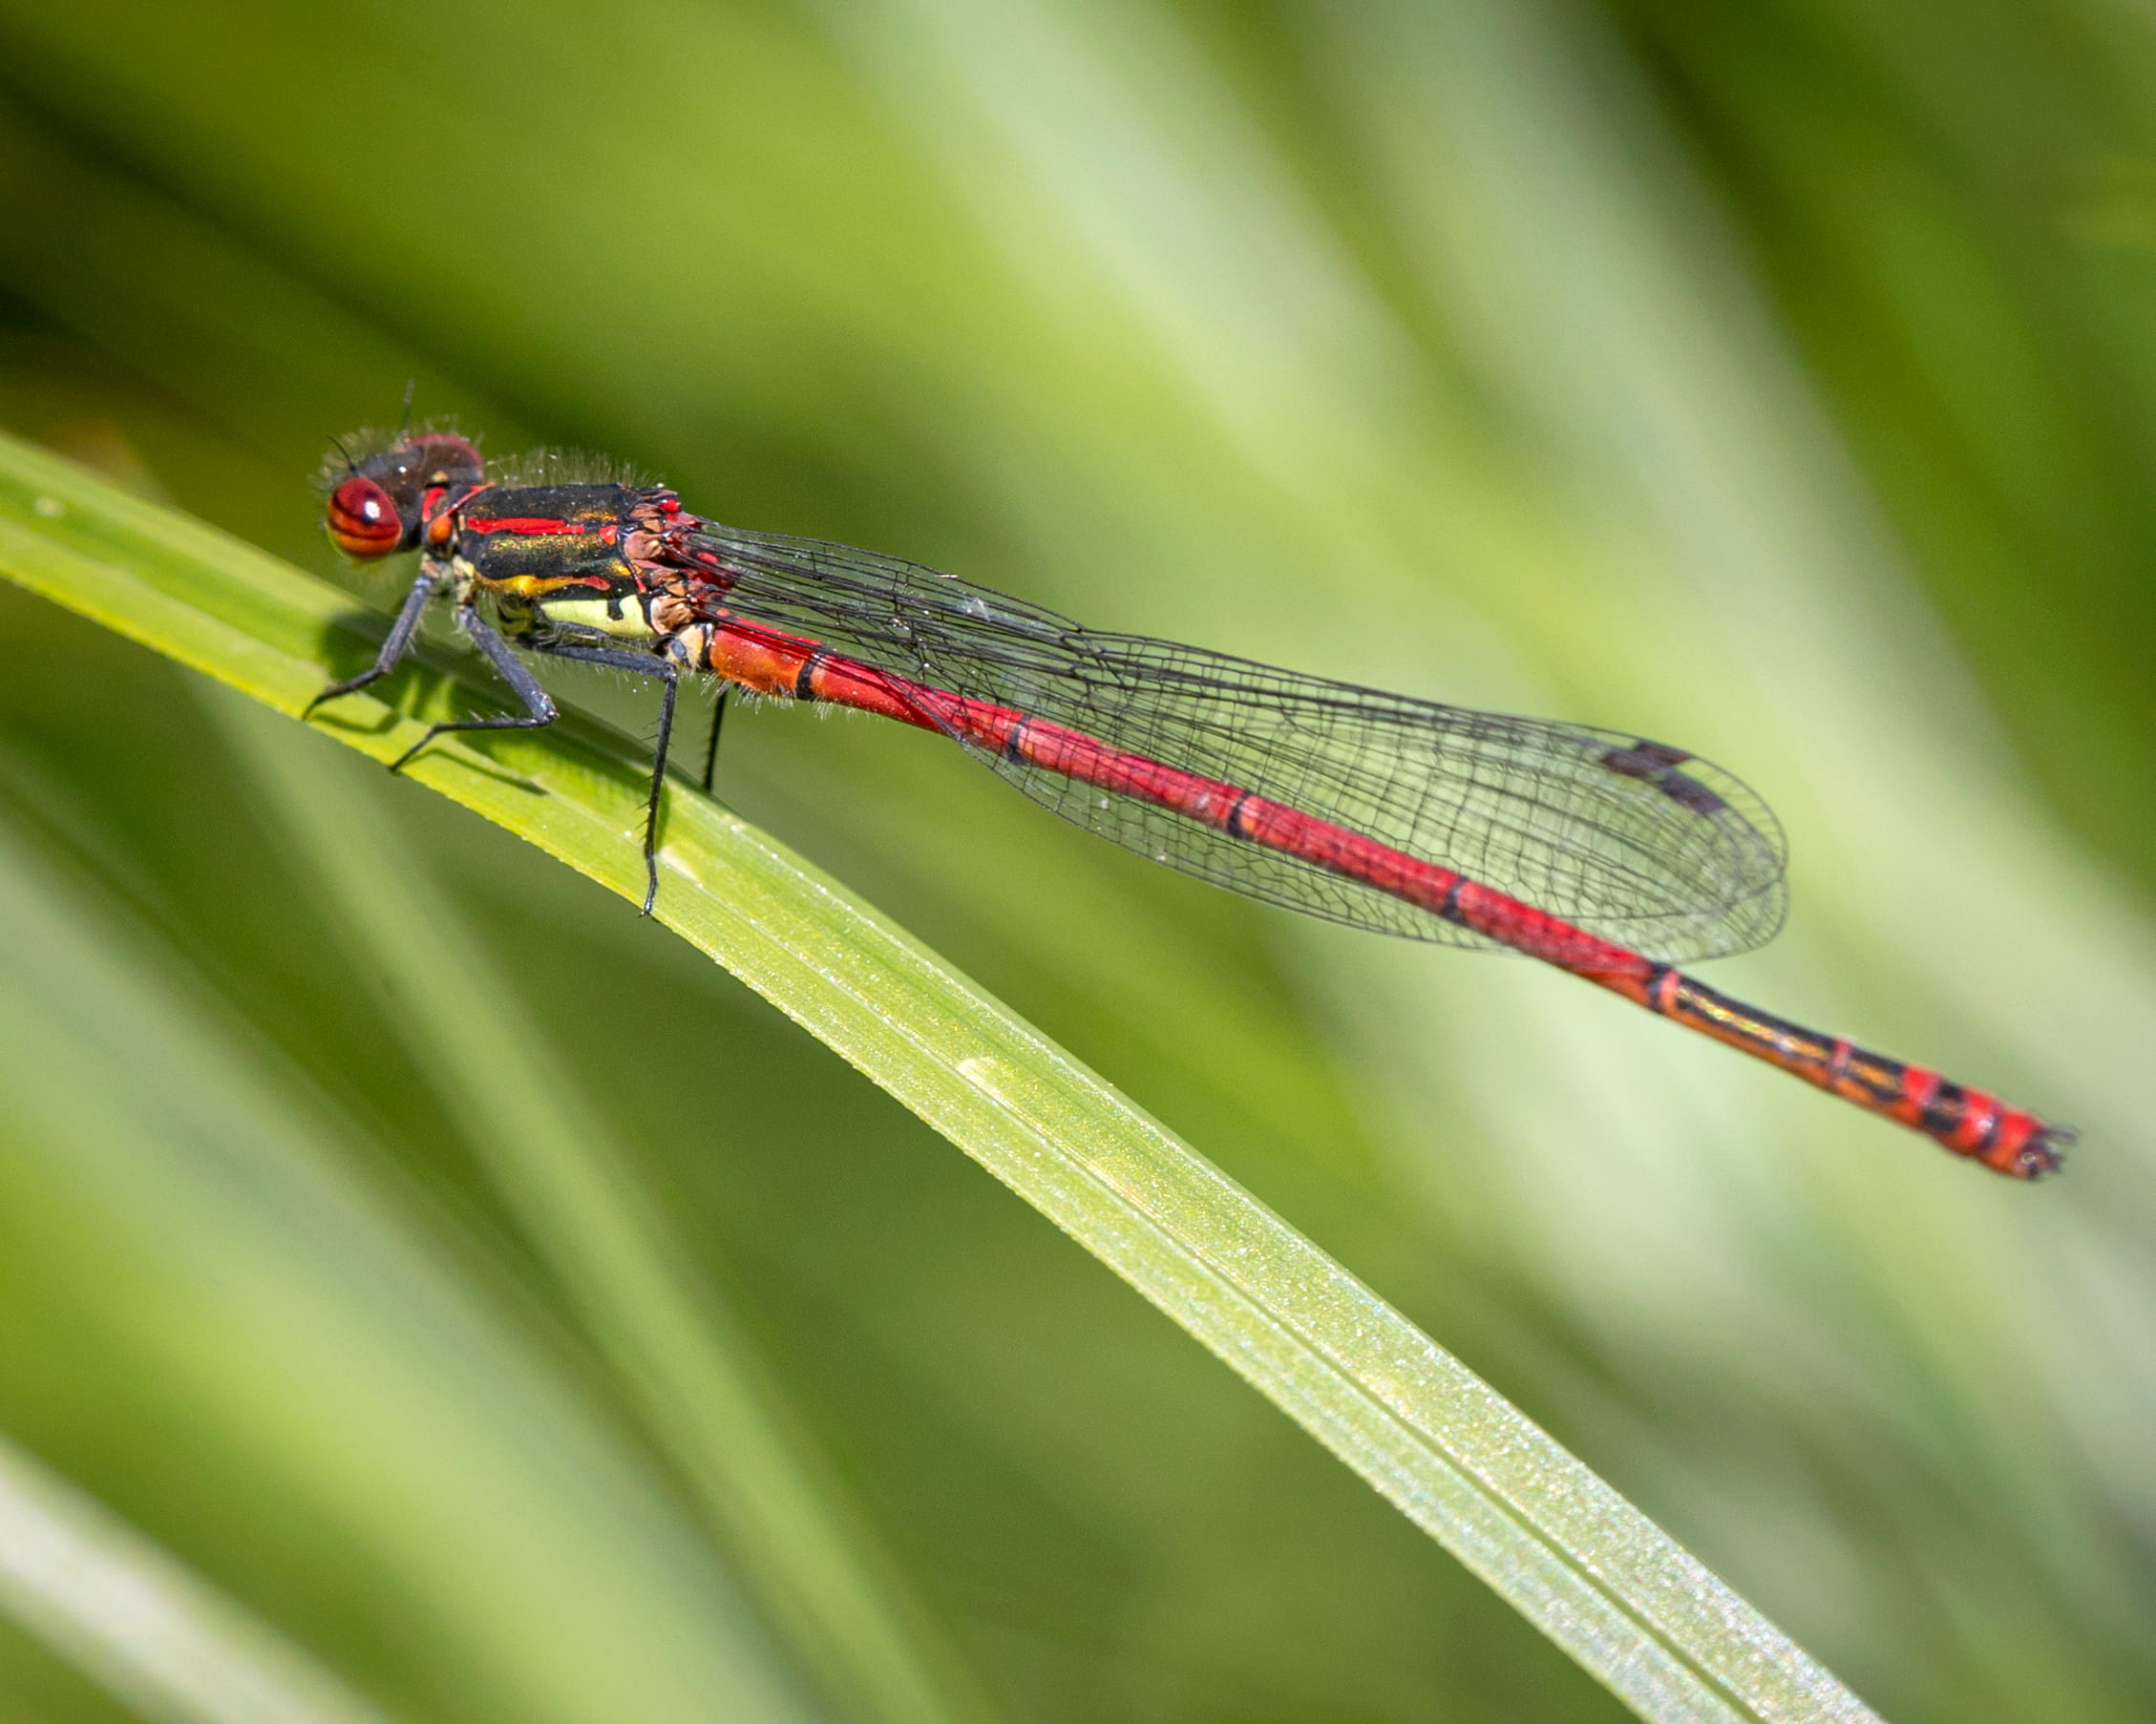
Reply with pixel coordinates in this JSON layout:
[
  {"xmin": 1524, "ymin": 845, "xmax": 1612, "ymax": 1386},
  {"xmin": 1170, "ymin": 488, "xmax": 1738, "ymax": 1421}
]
[
  {"xmin": 310, "ymin": 594, "xmax": 680, "ymax": 913},
  {"xmin": 532, "ymin": 641, "xmax": 679, "ymax": 915},
  {"xmin": 384, "ymin": 607, "xmax": 560, "ymax": 773},
  {"xmin": 302, "ymin": 569, "xmax": 442, "ymax": 718},
  {"xmin": 700, "ymin": 686, "xmax": 729, "ymax": 793}
]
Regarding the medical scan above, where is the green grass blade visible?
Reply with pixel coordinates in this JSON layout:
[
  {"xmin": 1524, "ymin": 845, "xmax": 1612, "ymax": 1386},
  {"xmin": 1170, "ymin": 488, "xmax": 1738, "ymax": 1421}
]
[
  {"xmin": 0, "ymin": 1431, "xmax": 394, "ymax": 1724},
  {"xmin": 0, "ymin": 428, "xmax": 1881, "ymax": 1724}
]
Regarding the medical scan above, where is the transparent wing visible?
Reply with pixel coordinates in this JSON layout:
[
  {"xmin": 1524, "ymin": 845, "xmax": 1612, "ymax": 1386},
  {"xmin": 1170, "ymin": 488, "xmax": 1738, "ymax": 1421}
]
[{"xmin": 689, "ymin": 525, "xmax": 1788, "ymax": 962}]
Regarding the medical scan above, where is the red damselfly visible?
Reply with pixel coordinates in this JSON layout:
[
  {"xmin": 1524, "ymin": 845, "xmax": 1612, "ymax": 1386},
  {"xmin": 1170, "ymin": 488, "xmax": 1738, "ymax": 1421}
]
[{"xmin": 309, "ymin": 430, "xmax": 2070, "ymax": 1179}]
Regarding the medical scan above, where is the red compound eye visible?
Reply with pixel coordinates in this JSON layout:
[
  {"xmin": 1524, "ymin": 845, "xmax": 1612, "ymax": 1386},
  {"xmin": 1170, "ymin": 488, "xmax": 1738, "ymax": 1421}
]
[{"xmin": 327, "ymin": 474, "xmax": 404, "ymax": 557}]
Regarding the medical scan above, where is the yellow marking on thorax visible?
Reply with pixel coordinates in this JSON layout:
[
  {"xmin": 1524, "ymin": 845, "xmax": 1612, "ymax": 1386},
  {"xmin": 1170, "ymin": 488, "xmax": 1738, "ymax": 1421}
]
[
  {"xmin": 484, "ymin": 573, "xmax": 605, "ymax": 599},
  {"xmin": 534, "ymin": 595, "xmax": 659, "ymax": 641}
]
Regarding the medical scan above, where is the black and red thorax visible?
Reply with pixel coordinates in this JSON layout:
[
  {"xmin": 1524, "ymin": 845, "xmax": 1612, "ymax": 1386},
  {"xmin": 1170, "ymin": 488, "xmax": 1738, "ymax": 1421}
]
[
  {"xmin": 440, "ymin": 481, "xmax": 759, "ymax": 648},
  {"xmin": 443, "ymin": 483, "xmax": 652, "ymax": 589}
]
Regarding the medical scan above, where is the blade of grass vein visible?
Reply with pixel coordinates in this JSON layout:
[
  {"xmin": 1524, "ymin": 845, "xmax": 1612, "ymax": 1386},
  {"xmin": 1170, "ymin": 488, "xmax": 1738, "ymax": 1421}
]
[
  {"xmin": 0, "ymin": 429, "xmax": 1879, "ymax": 1723},
  {"xmin": 204, "ymin": 690, "xmax": 1000, "ymax": 1724},
  {"xmin": 0, "ymin": 1431, "xmax": 394, "ymax": 1724}
]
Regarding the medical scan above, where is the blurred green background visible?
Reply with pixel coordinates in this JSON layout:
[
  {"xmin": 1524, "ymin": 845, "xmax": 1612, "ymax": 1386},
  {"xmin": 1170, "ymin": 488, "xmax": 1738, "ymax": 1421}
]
[{"xmin": 0, "ymin": 0, "xmax": 2148, "ymax": 1719}]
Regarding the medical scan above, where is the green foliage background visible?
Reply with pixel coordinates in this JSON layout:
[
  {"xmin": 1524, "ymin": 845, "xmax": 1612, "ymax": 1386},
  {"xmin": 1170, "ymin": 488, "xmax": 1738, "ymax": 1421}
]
[{"xmin": 0, "ymin": 1, "xmax": 2148, "ymax": 1719}]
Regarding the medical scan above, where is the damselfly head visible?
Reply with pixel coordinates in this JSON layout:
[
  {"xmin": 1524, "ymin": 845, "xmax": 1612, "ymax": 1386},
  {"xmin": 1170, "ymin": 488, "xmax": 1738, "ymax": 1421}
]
[{"xmin": 324, "ymin": 431, "xmax": 485, "ymax": 558}]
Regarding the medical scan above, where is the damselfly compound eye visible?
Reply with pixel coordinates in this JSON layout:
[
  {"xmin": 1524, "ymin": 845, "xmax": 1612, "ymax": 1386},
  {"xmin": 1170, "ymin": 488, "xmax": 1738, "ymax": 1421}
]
[{"xmin": 327, "ymin": 474, "xmax": 404, "ymax": 557}]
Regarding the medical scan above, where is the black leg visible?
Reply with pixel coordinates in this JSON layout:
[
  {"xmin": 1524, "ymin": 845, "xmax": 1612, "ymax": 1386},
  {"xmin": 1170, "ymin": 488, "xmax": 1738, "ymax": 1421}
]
[
  {"xmin": 698, "ymin": 687, "xmax": 729, "ymax": 792},
  {"xmin": 536, "ymin": 641, "xmax": 679, "ymax": 916},
  {"xmin": 304, "ymin": 569, "xmax": 442, "ymax": 718},
  {"xmin": 387, "ymin": 606, "xmax": 559, "ymax": 773}
]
